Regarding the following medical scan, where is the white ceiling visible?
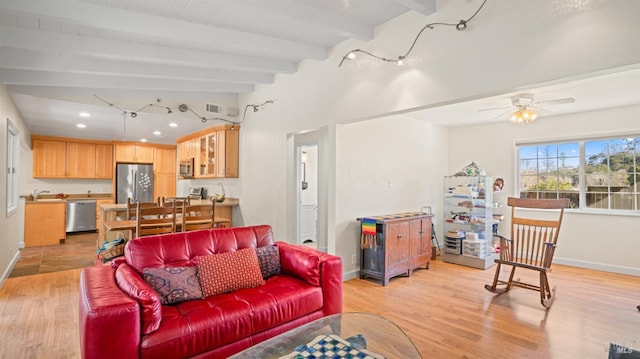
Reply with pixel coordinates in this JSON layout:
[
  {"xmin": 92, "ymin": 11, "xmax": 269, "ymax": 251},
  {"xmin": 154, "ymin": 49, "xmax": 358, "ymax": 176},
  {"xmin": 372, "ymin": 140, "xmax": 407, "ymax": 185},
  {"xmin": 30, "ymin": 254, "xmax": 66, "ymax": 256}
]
[
  {"xmin": 1, "ymin": 0, "xmax": 639, "ymax": 144},
  {"xmin": 0, "ymin": 0, "xmax": 437, "ymax": 144}
]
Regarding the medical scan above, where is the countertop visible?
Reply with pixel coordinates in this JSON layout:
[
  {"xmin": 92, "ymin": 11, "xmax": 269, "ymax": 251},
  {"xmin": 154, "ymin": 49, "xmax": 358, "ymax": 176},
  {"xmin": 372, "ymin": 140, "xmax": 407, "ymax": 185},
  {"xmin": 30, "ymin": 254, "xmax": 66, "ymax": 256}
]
[
  {"xmin": 98, "ymin": 198, "xmax": 239, "ymax": 212},
  {"xmin": 23, "ymin": 193, "xmax": 113, "ymax": 204}
]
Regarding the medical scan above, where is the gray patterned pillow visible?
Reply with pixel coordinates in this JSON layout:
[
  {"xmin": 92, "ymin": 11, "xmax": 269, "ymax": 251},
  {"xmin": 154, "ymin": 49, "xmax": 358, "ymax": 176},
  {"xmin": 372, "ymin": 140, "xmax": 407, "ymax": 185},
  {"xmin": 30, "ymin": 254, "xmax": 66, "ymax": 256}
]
[
  {"xmin": 143, "ymin": 266, "xmax": 204, "ymax": 305},
  {"xmin": 255, "ymin": 245, "xmax": 281, "ymax": 279}
]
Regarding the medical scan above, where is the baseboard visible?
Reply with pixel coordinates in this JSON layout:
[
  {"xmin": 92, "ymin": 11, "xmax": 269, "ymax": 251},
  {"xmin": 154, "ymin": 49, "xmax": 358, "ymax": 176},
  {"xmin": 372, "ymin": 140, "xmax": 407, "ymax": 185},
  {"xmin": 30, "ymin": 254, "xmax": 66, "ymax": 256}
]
[
  {"xmin": 343, "ymin": 268, "xmax": 359, "ymax": 282},
  {"xmin": 0, "ymin": 250, "xmax": 20, "ymax": 289},
  {"xmin": 554, "ymin": 257, "xmax": 640, "ymax": 277}
]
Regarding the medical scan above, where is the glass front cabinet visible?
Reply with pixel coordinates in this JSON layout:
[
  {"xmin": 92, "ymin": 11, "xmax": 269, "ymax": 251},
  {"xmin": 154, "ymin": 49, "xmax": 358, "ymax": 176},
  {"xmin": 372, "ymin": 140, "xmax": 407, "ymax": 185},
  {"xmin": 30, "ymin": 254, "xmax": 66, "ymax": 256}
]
[{"xmin": 443, "ymin": 175, "xmax": 500, "ymax": 269}]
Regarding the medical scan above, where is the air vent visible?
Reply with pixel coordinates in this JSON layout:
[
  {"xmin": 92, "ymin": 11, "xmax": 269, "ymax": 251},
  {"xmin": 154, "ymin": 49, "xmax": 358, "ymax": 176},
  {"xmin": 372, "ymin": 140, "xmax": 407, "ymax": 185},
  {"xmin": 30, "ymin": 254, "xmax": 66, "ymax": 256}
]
[{"xmin": 206, "ymin": 103, "xmax": 223, "ymax": 114}]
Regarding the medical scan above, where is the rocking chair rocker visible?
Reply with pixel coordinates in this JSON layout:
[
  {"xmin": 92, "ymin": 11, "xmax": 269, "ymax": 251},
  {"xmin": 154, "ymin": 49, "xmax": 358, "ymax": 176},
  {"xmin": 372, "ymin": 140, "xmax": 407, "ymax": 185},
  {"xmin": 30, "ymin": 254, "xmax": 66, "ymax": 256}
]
[{"xmin": 485, "ymin": 197, "xmax": 569, "ymax": 308}]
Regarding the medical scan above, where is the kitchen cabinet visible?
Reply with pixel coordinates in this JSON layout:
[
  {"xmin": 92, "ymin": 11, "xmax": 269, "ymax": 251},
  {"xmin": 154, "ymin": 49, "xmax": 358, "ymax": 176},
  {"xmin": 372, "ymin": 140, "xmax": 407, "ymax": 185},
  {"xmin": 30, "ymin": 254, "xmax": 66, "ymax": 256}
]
[
  {"xmin": 25, "ymin": 201, "xmax": 66, "ymax": 247},
  {"xmin": 32, "ymin": 136, "xmax": 113, "ymax": 179},
  {"xmin": 357, "ymin": 212, "xmax": 432, "ymax": 286},
  {"xmin": 153, "ymin": 146, "xmax": 177, "ymax": 200},
  {"xmin": 95, "ymin": 144, "xmax": 113, "ymax": 179},
  {"xmin": 32, "ymin": 139, "xmax": 66, "ymax": 178},
  {"xmin": 176, "ymin": 124, "xmax": 239, "ymax": 179},
  {"xmin": 66, "ymin": 142, "xmax": 96, "ymax": 178},
  {"xmin": 114, "ymin": 143, "xmax": 154, "ymax": 163}
]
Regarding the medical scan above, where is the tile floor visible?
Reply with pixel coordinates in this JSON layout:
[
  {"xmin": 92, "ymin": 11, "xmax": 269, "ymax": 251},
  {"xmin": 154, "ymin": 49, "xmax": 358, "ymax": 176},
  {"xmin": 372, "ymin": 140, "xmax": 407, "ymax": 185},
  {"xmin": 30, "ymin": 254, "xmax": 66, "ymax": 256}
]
[{"xmin": 9, "ymin": 232, "xmax": 98, "ymax": 278}]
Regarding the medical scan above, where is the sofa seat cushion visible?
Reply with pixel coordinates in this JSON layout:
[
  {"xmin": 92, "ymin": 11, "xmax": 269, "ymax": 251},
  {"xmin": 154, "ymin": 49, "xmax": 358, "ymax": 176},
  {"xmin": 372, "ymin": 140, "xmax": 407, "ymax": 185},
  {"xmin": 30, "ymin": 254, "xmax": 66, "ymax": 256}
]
[{"xmin": 139, "ymin": 274, "xmax": 323, "ymax": 359}]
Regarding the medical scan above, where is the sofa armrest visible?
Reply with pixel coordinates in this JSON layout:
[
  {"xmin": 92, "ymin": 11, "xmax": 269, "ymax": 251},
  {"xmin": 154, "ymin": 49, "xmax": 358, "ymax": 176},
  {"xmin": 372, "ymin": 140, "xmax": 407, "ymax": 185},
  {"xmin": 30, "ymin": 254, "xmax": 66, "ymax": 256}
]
[
  {"xmin": 79, "ymin": 265, "xmax": 141, "ymax": 359},
  {"xmin": 276, "ymin": 241, "xmax": 343, "ymax": 316}
]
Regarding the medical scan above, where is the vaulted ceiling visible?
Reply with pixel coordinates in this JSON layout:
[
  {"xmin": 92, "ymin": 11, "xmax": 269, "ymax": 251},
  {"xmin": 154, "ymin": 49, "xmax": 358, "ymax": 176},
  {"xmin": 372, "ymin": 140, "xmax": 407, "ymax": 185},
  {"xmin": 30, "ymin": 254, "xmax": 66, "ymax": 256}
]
[{"xmin": 0, "ymin": 0, "xmax": 438, "ymax": 143}]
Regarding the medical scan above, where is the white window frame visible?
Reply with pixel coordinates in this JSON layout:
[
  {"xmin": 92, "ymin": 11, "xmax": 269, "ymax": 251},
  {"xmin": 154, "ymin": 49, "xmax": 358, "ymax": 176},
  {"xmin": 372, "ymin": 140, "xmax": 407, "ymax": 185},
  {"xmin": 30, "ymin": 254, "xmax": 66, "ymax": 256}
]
[
  {"xmin": 517, "ymin": 134, "xmax": 639, "ymax": 214},
  {"xmin": 6, "ymin": 118, "xmax": 19, "ymax": 217}
]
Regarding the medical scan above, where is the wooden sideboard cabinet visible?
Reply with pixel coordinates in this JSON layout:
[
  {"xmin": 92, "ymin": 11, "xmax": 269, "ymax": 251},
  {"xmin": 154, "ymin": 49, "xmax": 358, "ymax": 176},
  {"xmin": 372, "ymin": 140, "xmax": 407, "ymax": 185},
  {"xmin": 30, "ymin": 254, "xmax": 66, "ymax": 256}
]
[{"xmin": 357, "ymin": 212, "xmax": 432, "ymax": 286}]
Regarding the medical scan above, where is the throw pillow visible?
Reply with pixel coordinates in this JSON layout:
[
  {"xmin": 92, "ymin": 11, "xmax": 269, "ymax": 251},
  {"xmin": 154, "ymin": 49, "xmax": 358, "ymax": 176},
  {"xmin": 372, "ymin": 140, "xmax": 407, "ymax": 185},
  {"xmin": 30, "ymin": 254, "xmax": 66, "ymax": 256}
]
[
  {"xmin": 197, "ymin": 248, "xmax": 265, "ymax": 297},
  {"xmin": 255, "ymin": 245, "xmax": 281, "ymax": 279},
  {"xmin": 143, "ymin": 266, "xmax": 204, "ymax": 305}
]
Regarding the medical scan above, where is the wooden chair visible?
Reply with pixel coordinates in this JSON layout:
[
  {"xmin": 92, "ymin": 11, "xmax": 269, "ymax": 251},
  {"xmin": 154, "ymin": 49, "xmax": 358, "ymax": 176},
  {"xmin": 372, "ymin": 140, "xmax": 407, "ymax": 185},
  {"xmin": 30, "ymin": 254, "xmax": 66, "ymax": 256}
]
[
  {"xmin": 485, "ymin": 197, "xmax": 569, "ymax": 308},
  {"xmin": 159, "ymin": 196, "xmax": 191, "ymax": 207},
  {"xmin": 182, "ymin": 200, "xmax": 216, "ymax": 232},
  {"xmin": 126, "ymin": 198, "xmax": 157, "ymax": 220},
  {"xmin": 135, "ymin": 202, "xmax": 176, "ymax": 237}
]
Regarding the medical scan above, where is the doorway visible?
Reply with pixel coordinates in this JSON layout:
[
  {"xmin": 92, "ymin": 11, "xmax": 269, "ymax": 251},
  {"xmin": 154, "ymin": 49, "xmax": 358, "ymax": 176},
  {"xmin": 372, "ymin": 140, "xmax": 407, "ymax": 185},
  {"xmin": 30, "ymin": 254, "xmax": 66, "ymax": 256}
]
[{"xmin": 297, "ymin": 144, "xmax": 318, "ymax": 248}]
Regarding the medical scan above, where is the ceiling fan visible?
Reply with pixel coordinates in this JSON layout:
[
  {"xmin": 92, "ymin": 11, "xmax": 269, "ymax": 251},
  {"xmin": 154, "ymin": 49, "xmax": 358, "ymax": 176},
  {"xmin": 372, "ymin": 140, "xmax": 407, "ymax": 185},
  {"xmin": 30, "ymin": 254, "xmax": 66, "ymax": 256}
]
[{"xmin": 480, "ymin": 93, "xmax": 576, "ymax": 124}]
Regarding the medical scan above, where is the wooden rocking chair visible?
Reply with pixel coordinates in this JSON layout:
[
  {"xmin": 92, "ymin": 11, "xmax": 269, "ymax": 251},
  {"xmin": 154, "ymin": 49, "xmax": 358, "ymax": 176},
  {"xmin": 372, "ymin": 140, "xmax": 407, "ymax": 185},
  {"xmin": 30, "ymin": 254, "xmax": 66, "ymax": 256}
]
[{"xmin": 485, "ymin": 197, "xmax": 569, "ymax": 308}]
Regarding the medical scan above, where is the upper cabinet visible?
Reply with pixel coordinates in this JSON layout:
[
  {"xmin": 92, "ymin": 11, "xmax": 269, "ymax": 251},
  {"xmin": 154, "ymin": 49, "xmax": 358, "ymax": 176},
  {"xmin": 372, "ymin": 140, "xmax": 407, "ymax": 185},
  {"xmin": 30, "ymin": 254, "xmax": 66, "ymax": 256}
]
[
  {"xmin": 32, "ymin": 136, "xmax": 113, "ymax": 179},
  {"xmin": 114, "ymin": 143, "xmax": 154, "ymax": 163},
  {"xmin": 176, "ymin": 124, "xmax": 239, "ymax": 178}
]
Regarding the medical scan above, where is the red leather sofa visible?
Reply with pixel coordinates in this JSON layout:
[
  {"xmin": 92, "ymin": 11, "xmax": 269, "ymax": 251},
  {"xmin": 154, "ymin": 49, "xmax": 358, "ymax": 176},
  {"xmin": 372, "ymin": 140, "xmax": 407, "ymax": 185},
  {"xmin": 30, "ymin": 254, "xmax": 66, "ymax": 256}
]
[{"xmin": 79, "ymin": 225, "xmax": 343, "ymax": 359}]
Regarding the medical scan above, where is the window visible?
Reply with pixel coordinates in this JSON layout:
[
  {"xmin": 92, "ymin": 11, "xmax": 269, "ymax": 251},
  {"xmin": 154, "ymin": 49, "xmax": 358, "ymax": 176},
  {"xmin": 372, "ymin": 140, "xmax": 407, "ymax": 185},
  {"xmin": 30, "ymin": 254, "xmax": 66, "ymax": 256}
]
[
  {"xmin": 6, "ymin": 119, "xmax": 19, "ymax": 216},
  {"xmin": 518, "ymin": 136, "xmax": 639, "ymax": 212}
]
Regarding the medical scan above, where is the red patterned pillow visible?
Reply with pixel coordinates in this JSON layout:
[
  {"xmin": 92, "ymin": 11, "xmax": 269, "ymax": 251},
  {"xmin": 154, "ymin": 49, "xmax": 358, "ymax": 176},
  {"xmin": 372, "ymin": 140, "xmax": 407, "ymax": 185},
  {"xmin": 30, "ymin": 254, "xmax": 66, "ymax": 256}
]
[
  {"xmin": 197, "ymin": 248, "xmax": 265, "ymax": 297},
  {"xmin": 255, "ymin": 245, "xmax": 281, "ymax": 279},
  {"xmin": 143, "ymin": 266, "xmax": 203, "ymax": 305}
]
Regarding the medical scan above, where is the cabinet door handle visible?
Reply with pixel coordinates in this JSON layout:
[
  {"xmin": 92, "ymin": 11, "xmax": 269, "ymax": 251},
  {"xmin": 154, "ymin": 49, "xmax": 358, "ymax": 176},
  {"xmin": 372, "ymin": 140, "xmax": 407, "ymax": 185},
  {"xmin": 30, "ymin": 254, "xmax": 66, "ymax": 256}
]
[{"xmin": 397, "ymin": 234, "xmax": 403, "ymax": 239}]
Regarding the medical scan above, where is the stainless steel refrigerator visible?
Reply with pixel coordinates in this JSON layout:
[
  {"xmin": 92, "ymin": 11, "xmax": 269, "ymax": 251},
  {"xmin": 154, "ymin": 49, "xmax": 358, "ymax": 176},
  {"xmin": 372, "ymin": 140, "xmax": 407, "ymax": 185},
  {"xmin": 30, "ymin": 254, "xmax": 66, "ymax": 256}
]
[{"xmin": 116, "ymin": 163, "xmax": 154, "ymax": 204}]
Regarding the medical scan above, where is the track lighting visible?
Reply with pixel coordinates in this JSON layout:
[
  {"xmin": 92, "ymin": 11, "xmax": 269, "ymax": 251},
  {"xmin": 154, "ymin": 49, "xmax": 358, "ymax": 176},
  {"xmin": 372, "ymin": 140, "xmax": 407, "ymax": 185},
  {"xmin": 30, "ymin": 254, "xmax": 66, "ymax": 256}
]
[
  {"xmin": 338, "ymin": 0, "xmax": 487, "ymax": 67},
  {"xmin": 130, "ymin": 112, "xmax": 137, "ymax": 118},
  {"xmin": 166, "ymin": 107, "xmax": 172, "ymax": 114}
]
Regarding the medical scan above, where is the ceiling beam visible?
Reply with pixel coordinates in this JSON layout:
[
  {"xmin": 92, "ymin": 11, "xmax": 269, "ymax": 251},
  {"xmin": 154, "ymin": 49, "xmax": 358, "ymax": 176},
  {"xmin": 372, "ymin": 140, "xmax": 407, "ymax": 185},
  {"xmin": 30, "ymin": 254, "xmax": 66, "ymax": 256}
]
[
  {"xmin": 0, "ymin": 25, "xmax": 296, "ymax": 74},
  {"xmin": 0, "ymin": 0, "xmax": 327, "ymax": 61},
  {"xmin": 390, "ymin": 0, "xmax": 437, "ymax": 16},
  {"xmin": 0, "ymin": 68, "xmax": 255, "ymax": 93},
  {"xmin": 240, "ymin": 0, "xmax": 373, "ymax": 40},
  {"xmin": 0, "ymin": 48, "xmax": 274, "ymax": 84},
  {"xmin": 7, "ymin": 85, "xmax": 239, "ymax": 104}
]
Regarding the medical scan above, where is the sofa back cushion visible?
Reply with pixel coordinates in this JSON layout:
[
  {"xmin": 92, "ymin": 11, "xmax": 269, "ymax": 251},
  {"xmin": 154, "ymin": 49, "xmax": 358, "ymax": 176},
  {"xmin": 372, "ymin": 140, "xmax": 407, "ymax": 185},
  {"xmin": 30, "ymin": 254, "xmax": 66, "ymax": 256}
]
[{"xmin": 124, "ymin": 225, "xmax": 275, "ymax": 273}]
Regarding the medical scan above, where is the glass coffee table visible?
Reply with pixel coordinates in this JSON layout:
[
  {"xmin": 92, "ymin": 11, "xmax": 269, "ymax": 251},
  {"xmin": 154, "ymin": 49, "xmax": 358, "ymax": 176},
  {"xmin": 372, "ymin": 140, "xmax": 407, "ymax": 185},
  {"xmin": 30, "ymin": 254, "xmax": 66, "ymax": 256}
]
[{"xmin": 229, "ymin": 312, "xmax": 421, "ymax": 358}]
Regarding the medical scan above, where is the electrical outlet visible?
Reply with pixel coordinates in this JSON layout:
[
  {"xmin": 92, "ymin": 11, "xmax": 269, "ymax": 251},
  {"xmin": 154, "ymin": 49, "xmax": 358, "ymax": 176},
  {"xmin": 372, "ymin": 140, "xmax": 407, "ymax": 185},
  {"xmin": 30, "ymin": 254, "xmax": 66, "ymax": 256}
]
[{"xmin": 351, "ymin": 254, "xmax": 357, "ymax": 265}]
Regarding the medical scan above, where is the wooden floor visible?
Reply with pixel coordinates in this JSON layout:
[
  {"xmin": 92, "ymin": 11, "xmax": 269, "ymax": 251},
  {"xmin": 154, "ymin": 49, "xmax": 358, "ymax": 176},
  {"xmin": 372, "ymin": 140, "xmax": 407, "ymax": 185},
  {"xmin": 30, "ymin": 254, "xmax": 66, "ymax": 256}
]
[{"xmin": 0, "ymin": 256, "xmax": 638, "ymax": 358}]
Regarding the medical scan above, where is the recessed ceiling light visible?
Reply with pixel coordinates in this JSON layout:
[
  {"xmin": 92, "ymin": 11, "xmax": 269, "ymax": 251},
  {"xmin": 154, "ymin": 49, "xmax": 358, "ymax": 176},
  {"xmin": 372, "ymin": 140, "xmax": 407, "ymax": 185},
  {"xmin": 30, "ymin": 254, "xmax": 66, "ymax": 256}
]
[
  {"xmin": 169, "ymin": 122, "xmax": 178, "ymax": 128},
  {"xmin": 76, "ymin": 123, "xmax": 87, "ymax": 128},
  {"xmin": 153, "ymin": 130, "xmax": 161, "ymax": 136},
  {"xmin": 79, "ymin": 112, "xmax": 91, "ymax": 118},
  {"xmin": 140, "ymin": 138, "xmax": 148, "ymax": 142}
]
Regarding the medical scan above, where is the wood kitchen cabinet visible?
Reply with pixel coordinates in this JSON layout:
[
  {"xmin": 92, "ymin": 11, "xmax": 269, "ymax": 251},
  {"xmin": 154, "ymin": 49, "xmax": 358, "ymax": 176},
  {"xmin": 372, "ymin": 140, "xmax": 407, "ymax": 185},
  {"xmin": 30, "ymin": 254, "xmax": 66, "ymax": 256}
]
[
  {"xmin": 32, "ymin": 139, "xmax": 66, "ymax": 178},
  {"xmin": 176, "ymin": 124, "xmax": 239, "ymax": 178},
  {"xmin": 25, "ymin": 201, "xmax": 66, "ymax": 247},
  {"xmin": 153, "ymin": 147, "xmax": 176, "ymax": 200},
  {"xmin": 66, "ymin": 142, "xmax": 96, "ymax": 178},
  {"xmin": 94, "ymin": 144, "xmax": 113, "ymax": 179},
  {"xmin": 357, "ymin": 212, "xmax": 432, "ymax": 286},
  {"xmin": 32, "ymin": 136, "xmax": 113, "ymax": 179},
  {"xmin": 114, "ymin": 143, "xmax": 154, "ymax": 163}
]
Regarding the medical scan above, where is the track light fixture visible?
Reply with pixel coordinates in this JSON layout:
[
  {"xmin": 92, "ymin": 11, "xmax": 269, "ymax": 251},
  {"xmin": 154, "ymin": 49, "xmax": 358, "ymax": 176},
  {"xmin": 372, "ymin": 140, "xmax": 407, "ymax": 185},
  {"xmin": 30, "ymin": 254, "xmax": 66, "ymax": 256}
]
[
  {"xmin": 93, "ymin": 95, "xmax": 274, "ymax": 130},
  {"xmin": 338, "ymin": 0, "xmax": 488, "ymax": 67}
]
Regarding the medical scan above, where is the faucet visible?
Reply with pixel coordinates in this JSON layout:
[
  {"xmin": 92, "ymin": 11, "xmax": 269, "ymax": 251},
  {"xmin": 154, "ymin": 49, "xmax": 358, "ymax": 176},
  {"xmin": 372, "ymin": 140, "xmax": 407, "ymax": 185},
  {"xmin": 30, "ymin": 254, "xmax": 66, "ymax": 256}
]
[{"xmin": 32, "ymin": 189, "xmax": 50, "ymax": 200}]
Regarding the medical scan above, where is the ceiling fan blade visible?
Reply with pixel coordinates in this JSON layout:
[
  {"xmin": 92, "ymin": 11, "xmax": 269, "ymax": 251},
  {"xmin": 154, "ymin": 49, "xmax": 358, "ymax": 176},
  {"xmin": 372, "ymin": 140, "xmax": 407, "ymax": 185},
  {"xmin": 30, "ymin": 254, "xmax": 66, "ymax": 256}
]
[
  {"xmin": 534, "ymin": 97, "xmax": 576, "ymax": 105},
  {"xmin": 478, "ymin": 105, "xmax": 511, "ymax": 112},
  {"xmin": 490, "ymin": 109, "xmax": 513, "ymax": 120}
]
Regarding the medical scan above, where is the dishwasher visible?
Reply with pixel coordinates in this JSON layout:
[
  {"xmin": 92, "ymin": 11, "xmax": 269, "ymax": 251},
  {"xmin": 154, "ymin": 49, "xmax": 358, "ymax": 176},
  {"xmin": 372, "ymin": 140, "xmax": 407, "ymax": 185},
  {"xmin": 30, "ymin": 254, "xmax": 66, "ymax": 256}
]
[{"xmin": 66, "ymin": 199, "xmax": 97, "ymax": 233}]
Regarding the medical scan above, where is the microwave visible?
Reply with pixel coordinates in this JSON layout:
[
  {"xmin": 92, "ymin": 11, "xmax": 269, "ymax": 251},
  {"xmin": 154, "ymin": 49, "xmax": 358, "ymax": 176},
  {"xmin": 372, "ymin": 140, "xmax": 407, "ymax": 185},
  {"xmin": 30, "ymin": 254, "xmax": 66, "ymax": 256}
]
[{"xmin": 179, "ymin": 158, "xmax": 194, "ymax": 178}]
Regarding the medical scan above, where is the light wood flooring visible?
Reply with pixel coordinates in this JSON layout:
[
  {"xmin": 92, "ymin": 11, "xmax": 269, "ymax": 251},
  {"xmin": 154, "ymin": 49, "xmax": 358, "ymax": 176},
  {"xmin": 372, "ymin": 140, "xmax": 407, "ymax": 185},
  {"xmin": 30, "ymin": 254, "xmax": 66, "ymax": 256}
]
[{"xmin": 0, "ymin": 255, "xmax": 638, "ymax": 358}]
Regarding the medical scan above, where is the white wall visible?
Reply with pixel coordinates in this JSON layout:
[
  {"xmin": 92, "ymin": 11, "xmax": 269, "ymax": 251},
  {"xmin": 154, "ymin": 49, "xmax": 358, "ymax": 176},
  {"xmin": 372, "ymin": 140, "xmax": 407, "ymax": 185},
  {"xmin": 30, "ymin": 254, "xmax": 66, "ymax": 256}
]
[
  {"xmin": 237, "ymin": 1, "xmax": 640, "ymax": 274},
  {"xmin": 0, "ymin": 84, "xmax": 31, "ymax": 285},
  {"xmin": 448, "ymin": 105, "xmax": 640, "ymax": 275},
  {"xmin": 336, "ymin": 116, "xmax": 448, "ymax": 278}
]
